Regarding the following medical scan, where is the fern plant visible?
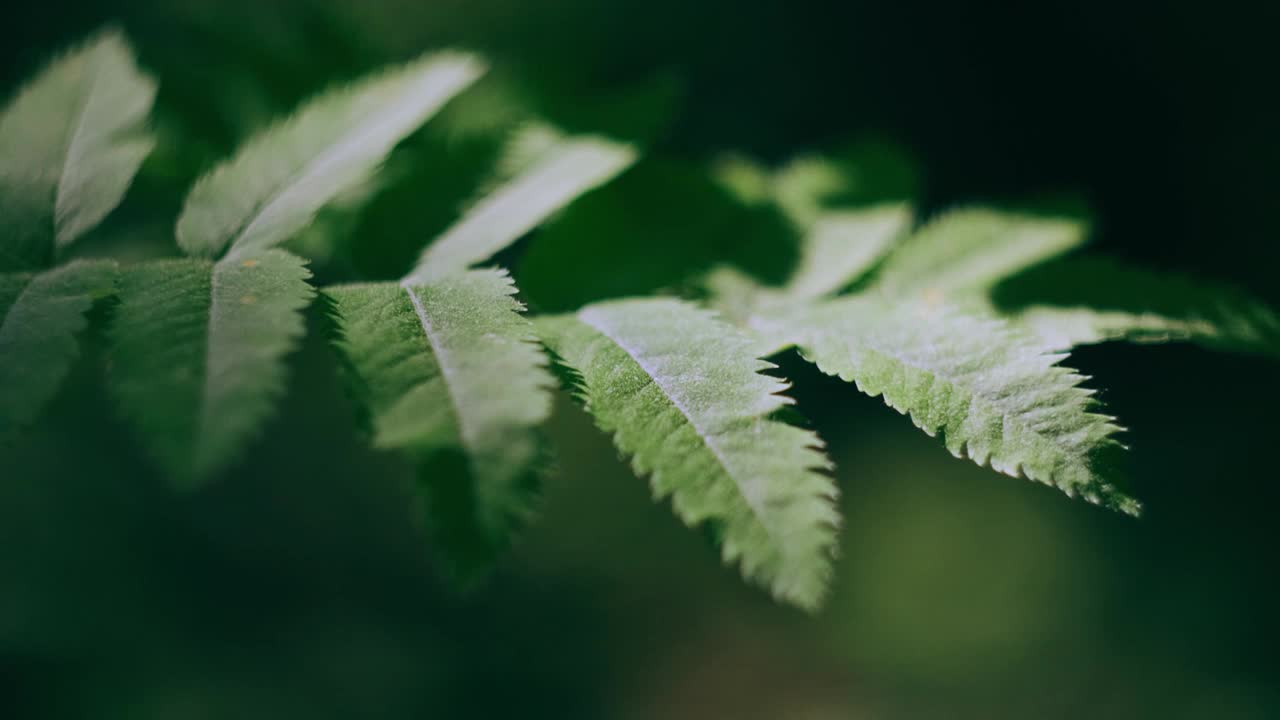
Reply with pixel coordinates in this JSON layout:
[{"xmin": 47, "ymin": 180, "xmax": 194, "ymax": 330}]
[{"xmin": 3, "ymin": 30, "xmax": 1277, "ymax": 612}]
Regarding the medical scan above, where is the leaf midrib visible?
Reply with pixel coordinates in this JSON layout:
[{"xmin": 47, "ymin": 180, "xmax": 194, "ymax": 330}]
[
  {"xmin": 224, "ymin": 97, "xmax": 421, "ymax": 258},
  {"xmin": 53, "ymin": 41, "xmax": 106, "ymax": 247},
  {"xmin": 196, "ymin": 258, "xmax": 223, "ymax": 465},
  {"xmin": 577, "ymin": 308, "xmax": 782, "ymax": 545},
  {"xmin": 402, "ymin": 282, "xmax": 476, "ymax": 460},
  {"xmin": 819, "ymin": 325, "xmax": 1097, "ymax": 465}
]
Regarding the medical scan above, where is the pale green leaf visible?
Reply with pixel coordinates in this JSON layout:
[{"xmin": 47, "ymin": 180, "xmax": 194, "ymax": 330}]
[
  {"xmin": 407, "ymin": 126, "xmax": 637, "ymax": 282},
  {"xmin": 873, "ymin": 208, "xmax": 1088, "ymax": 295},
  {"xmin": 704, "ymin": 205, "xmax": 911, "ymax": 354},
  {"xmin": 770, "ymin": 156, "xmax": 854, "ymax": 229},
  {"xmin": 991, "ymin": 257, "xmax": 1280, "ymax": 356},
  {"xmin": 535, "ymin": 299, "xmax": 839, "ymax": 610},
  {"xmin": 0, "ymin": 30, "xmax": 156, "ymax": 271},
  {"xmin": 781, "ymin": 205, "xmax": 911, "ymax": 301},
  {"xmin": 710, "ymin": 154, "xmax": 774, "ymax": 207},
  {"xmin": 177, "ymin": 51, "xmax": 485, "ymax": 260},
  {"xmin": 0, "ymin": 259, "xmax": 116, "ymax": 432},
  {"xmin": 763, "ymin": 296, "xmax": 1139, "ymax": 515},
  {"xmin": 711, "ymin": 153, "xmax": 849, "ymax": 231},
  {"xmin": 109, "ymin": 250, "xmax": 313, "ymax": 485},
  {"xmin": 712, "ymin": 143, "xmax": 920, "ymax": 229},
  {"xmin": 326, "ymin": 269, "xmax": 553, "ymax": 579}
]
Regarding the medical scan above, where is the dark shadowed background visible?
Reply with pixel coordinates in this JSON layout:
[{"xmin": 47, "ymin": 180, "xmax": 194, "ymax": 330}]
[{"xmin": 3, "ymin": 1, "xmax": 1278, "ymax": 718}]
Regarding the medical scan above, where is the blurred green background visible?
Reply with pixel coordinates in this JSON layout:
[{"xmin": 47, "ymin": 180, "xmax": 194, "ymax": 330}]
[{"xmin": 3, "ymin": 1, "xmax": 1279, "ymax": 717}]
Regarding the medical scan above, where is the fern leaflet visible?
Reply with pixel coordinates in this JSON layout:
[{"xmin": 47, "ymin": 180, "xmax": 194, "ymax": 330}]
[
  {"xmin": 0, "ymin": 29, "xmax": 156, "ymax": 271},
  {"xmin": 536, "ymin": 299, "xmax": 840, "ymax": 610},
  {"xmin": 110, "ymin": 251, "xmax": 312, "ymax": 485},
  {"xmin": 177, "ymin": 51, "xmax": 485, "ymax": 259},
  {"xmin": 707, "ymin": 205, "xmax": 911, "ymax": 313},
  {"xmin": 757, "ymin": 296, "xmax": 1139, "ymax": 515},
  {"xmin": 111, "ymin": 51, "xmax": 480, "ymax": 484},
  {"xmin": 990, "ymin": 257, "xmax": 1280, "ymax": 357},
  {"xmin": 872, "ymin": 208, "xmax": 1087, "ymax": 295},
  {"xmin": 0, "ymin": 260, "xmax": 116, "ymax": 433},
  {"xmin": 705, "ymin": 204, "xmax": 911, "ymax": 354},
  {"xmin": 327, "ymin": 269, "xmax": 553, "ymax": 580},
  {"xmin": 407, "ymin": 125, "xmax": 636, "ymax": 282}
]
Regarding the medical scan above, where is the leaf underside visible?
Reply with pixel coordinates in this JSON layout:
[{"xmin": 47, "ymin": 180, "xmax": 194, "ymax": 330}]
[
  {"xmin": 536, "ymin": 298, "xmax": 840, "ymax": 611},
  {"xmin": 872, "ymin": 208, "xmax": 1088, "ymax": 295},
  {"xmin": 0, "ymin": 29, "xmax": 156, "ymax": 271},
  {"xmin": 0, "ymin": 259, "xmax": 116, "ymax": 432},
  {"xmin": 105, "ymin": 50, "xmax": 488, "ymax": 485},
  {"xmin": 781, "ymin": 205, "xmax": 912, "ymax": 301},
  {"xmin": 110, "ymin": 250, "xmax": 313, "ymax": 486},
  {"xmin": 177, "ymin": 51, "xmax": 485, "ymax": 260},
  {"xmin": 407, "ymin": 125, "xmax": 637, "ymax": 282},
  {"xmin": 327, "ymin": 268, "xmax": 554, "ymax": 581},
  {"xmin": 762, "ymin": 296, "xmax": 1139, "ymax": 515}
]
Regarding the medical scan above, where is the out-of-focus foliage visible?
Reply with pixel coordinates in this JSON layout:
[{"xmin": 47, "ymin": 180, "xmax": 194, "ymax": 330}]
[
  {"xmin": 991, "ymin": 257, "xmax": 1280, "ymax": 355},
  {"xmin": 0, "ymin": 30, "xmax": 155, "ymax": 271},
  {"xmin": 109, "ymin": 50, "xmax": 483, "ymax": 486},
  {"xmin": 110, "ymin": 251, "xmax": 314, "ymax": 485},
  {"xmin": 3, "ymin": 3, "xmax": 1280, "ymax": 718},
  {"xmin": 3, "ymin": 23, "xmax": 1279, "ymax": 608},
  {"xmin": 0, "ymin": 259, "xmax": 115, "ymax": 433}
]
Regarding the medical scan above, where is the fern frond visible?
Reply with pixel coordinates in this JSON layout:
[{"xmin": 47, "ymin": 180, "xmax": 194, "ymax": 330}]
[
  {"xmin": 991, "ymin": 257, "xmax": 1280, "ymax": 356},
  {"xmin": 0, "ymin": 30, "xmax": 156, "ymax": 271},
  {"xmin": 762, "ymin": 296, "xmax": 1139, "ymax": 515},
  {"xmin": 407, "ymin": 125, "xmax": 636, "ymax": 281},
  {"xmin": 109, "ymin": 52, "xmax": 481, "ymax": 483},
  {"xmin": 535, "ymin": 299, "xmax": 840, "ymax": 610},
  {"xmin": 109, "ymin": 250, "xmax": 313, "ymax": 486},
  {"xmin": 0, "ymin": 260, "xmax": 116, "ymax": 432},
  {"xmin": 177, "ymin": 51, "xmax": 485, "ymax": 260},
  {"xmin": 326, "ymin": 269, "xmax": 553, "ymax": 580},
  {"xmin": 872, "ymin": 208, "xmax": 1088, "ymax": 295}
]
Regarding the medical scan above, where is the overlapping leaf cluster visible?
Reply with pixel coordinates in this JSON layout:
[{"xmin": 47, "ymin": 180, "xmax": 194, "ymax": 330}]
[{"xmin": 3, "ymin": 31, "xmax": 1276, "ymax": 610}]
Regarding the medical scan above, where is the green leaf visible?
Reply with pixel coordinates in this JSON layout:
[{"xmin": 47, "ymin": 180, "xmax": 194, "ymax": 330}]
[
  {"xmin": 0, "ymin": 29, "xmax": 156, "ymax": 271},
  {"xmin": 0, "ymin": 259, "xmax": 116, "ymax": 432},
  {"xmin": 769, "ymin": 156, "xmax": 855, "ymax": 229},
  {"xmin": 872, "ymin": 208, "xmax": 1088, "ymax": 295},
  {"xmin": 761, "ymin": 296, "xmax": 1139, "ymax": 515},
  {"xmin": 712, "ymin": 154, "xmax": 849, "ymax": 230},
  {"xmin": 991, "ymin": 257, "xmax": 1280, "ymax": 356},
  {"xmin": 713, "ymin": 141, "xmax": 921, "ymax": 229},
  {"xmin": 176, "ymin": 51, "xmax": 485, "ymax": 260},
  {"xmin": 407, "ymin": 125, "xmax": 636, "ymax": 282},
  {"xmin": 536, "ymin": 299, "xmax": 839, "ymax": 610},
  {"xmin": 109, "ymin": 250, "xmax": 313, "ymax": 486},
  {"xmin": 326, "ymin": 269, "xmax": 554, "ymax": 580},
  {"xmin": 704, "ymin": 205, "xmax": 911, "ymax": 355},
  {"xmin": 706, "ymin": 205, "xmax": 911, "ymax": 314},
  {"xmin": 779, "ymin": 205, "xmax": 911, "ymax": 301}
]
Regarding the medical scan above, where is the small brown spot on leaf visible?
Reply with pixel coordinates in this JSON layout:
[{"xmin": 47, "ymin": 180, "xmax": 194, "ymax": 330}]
[
  {"xmin": 240, "ymin": 294, "xmax": 257, "ymax": 304},
  {"xmin": 241, "ymin": 259, "xmax": 259, "ymax": 268}
]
